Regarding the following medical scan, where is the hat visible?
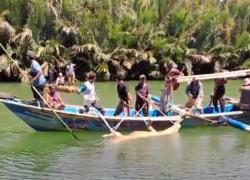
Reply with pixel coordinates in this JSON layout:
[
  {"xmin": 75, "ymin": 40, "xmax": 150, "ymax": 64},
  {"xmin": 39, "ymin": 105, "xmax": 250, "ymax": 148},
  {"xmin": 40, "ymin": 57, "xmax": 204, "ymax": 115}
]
[{"xmin": 139, "ymin": 74, "xmax": 146, "ymax": 80}]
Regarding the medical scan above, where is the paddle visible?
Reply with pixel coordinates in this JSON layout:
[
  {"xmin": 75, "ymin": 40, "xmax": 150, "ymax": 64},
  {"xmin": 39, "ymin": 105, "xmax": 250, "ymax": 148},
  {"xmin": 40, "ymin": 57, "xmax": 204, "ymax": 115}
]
[
  {"xmin": 147, "ymin": 99, "xmax": 176, "ymax": 125},
  {"xmin": 172, "ymin": 106, "xmax": 217, "ymax": 124},
  {"xmin": 123, "ymin": 100, "xmax": 157, "ymax": 132},
  {"xmin": 95, "ymin": 111, "xmax": 122, "ymax": 137},
  {"xmin": 0, "ymin": 43, "xmax": 79, "ymax": 140},
  {"xmin": 150, "ymin": 95, "xmax": 215, "ymax": 124},
  {"xmin": 112, "ymin": 103, "xmax": 146, "ymax": 131}
]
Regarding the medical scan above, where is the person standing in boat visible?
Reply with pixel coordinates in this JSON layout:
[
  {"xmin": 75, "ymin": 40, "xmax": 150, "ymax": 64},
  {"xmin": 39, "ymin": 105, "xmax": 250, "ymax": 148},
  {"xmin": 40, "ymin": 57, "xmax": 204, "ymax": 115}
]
[
  {"xmin": 185, "ymin": 77, "xmax": 203, "ymax": 114},
  {"xmin": 164, "ymin": 60, "xmax": 184, "ymax": 90},
  {"xmin": 28, "ymin": 53, "xmax": 47, "ymax": 107},
  {"xmin": 45, "ymin": 85, "xmax": 65, "ymax": 110},
  {"xmin": 135, "ymin": 74, "xmax": 150, "ymax": 116},
  {"xmin": 213, "ymin": 76, "xmax": 227, "ymax": 113},
  {"xmin": 66, "ymin": 62, "xmax": 76, "ymax": 86},
  {"xmin": 160, "ymin": 76, "xmax": 173, "ymax": 114},
  {"xmin": 79, "ymin": 71, "xmax": 105, "ymax": 115},
  {"xmin": 56, "ymin": 73, "xmax": 65, "ymax": 86},
  {"xmin": 114, "ymin": 74, "xmax": 132, "ymax": 116}
]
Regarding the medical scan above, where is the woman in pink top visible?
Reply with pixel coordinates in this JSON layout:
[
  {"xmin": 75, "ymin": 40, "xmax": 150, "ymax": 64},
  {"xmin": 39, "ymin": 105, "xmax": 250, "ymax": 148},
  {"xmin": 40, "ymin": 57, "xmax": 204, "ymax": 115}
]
[{"xmin": 46, "ymin": 86, "xmax": 65, "ymax": 110}]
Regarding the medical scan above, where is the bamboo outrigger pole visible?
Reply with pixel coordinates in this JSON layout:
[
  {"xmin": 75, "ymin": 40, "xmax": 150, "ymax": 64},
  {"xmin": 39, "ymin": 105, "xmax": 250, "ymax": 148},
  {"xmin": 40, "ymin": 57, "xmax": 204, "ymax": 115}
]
[
  {"xmin": 0, "ymin": 43, "xmax": 79, "ymax": 140},
  {"xmin": 177, "ymin": 69, "xmax": 250, "ymax": 83}
]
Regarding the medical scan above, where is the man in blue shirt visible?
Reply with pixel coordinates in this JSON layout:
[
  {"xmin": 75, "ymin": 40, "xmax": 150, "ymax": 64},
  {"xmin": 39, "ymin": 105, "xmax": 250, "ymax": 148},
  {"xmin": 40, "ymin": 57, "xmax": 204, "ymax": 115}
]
[{"xmin": 28, "ymin": 54, "xmax": 46, "ymax": 107}]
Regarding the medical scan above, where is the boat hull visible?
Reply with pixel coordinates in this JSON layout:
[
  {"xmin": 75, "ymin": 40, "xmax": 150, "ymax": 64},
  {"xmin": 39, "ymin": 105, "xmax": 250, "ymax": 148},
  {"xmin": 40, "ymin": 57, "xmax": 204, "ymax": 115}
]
[
  {"xmin": 1, "ymin": 99, "xmax": 250, "ymax": 132},
  {"xmin": 2, "ymin": 99, "xmax": 175, "ymax": 132}
]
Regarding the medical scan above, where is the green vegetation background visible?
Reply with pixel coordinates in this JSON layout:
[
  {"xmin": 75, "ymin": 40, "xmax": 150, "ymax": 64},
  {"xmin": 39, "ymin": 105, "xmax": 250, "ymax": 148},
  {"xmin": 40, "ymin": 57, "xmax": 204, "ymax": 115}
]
[{"xmin": 0, "ymin": 0, "xmax": 250, "ymax": 81}]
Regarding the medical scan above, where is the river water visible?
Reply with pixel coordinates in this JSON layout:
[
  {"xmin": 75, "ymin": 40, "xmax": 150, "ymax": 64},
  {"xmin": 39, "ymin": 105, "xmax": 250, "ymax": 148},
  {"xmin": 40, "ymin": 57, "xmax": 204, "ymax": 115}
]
[{"xmin": 0, "ymin": 80, "xmax": 250, "ymax": 179}]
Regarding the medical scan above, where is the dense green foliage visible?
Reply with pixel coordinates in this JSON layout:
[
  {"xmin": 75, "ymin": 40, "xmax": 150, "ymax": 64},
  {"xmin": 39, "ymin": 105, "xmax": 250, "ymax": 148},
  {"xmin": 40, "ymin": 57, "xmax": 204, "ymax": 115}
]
[{"xmin": 0, "ymin": 0, "xmax": 250, "ymax": 80}]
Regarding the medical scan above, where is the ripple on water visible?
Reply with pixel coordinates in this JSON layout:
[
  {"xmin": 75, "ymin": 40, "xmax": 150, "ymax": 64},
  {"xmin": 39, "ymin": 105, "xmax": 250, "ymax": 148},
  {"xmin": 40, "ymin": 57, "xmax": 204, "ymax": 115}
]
[{"xmin": 0, "ymin": 129, "xmax": 250, "ymax": 179}]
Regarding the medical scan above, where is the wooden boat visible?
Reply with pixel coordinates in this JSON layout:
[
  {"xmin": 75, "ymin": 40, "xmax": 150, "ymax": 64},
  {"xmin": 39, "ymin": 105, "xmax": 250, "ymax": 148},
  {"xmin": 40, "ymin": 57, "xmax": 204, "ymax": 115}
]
[{"xmin": 1, "ymin": 96, "xmax": 250, "ymax": 132}]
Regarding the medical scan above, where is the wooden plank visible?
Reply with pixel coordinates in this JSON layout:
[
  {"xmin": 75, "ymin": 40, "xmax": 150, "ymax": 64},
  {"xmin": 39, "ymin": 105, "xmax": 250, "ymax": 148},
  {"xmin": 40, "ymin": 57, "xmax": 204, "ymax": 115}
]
[{"xmin": 177, "ymin": 69, "xmax": 250, "ymax": 83}]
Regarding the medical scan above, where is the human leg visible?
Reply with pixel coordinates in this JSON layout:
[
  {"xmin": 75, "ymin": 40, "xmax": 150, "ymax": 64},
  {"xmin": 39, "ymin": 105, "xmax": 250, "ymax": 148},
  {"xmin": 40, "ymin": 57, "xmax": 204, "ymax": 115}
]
[
  {"xmin": 219, "ymin": 97, "xmax": 225, "ymax": 112},
  {"xmin": 92, "ymin": 101, "xmax": 105, "ymax": 115},
  {"xmin": 32, "ymin": 84, "xmax": 46, "ymax": 107},
  {"xmin": 160, "ymin": 93, "xmax": 168, "ymax": 113},
  {"xmin": 196, "ymin": 97, "xmax": 203, "ymax": 114},
  {"xmin": 142, "ymin": 102, "xmax": 149, "ymax": 116},
  {"xmin": 123, "ymin": 102, "xmax": 130, "ymax": 116},
  {"xmin": 68, "ymin": 75, "xmax": 73, "ymax": 86},
  {"xmin": 113, "ymin": 101, "xmax": 124, "ymax": 116},
  {"xmin": 213, "ymin": 95, "xmax": 219, "ymax": 112}
]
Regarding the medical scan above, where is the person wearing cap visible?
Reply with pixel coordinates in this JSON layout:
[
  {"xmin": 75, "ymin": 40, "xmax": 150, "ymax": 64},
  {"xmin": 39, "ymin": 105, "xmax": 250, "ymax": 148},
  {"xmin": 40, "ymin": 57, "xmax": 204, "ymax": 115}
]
[
  {"xmin": 45, "ymin": 85, "xmax": 65, "ymax": 110},
  {"xmin": 160, "ymin": 76, "xmax": 173, "ymax": 113},
  {"xmin": 134, "ymin": 74, "xmax": 150, "ymax": 116},
  {"xmin": 28, "ymin": 53, "xmax": 47, "ymax": 107},
  {"xmin": 185, "ymin": 77, "xmax": 203, "ymax": 113},
  {"xmin": 113, "ymin": 73, "xmax": 132, "ymax": 116},
  {"xmin": 79, "ymin": 71, "xmax": 105, "ymax": 115}
]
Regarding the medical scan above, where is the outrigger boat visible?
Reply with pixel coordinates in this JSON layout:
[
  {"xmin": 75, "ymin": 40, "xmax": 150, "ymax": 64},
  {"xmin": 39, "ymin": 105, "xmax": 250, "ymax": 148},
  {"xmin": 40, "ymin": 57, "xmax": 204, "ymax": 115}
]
[
  {"xmin": 1, "ymin": 69, "xmax": 250, "ymax": 133},
  {"xmin": 0, "ymin": 94, "xmax": 249, "ymax": 132}
]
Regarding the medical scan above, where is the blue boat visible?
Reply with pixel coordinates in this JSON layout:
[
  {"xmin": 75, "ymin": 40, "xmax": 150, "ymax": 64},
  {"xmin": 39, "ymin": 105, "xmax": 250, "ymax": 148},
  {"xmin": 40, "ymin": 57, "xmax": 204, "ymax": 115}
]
[{"xmin": 1, "ymin": 96, "xmax": 249, "ymax": 132}]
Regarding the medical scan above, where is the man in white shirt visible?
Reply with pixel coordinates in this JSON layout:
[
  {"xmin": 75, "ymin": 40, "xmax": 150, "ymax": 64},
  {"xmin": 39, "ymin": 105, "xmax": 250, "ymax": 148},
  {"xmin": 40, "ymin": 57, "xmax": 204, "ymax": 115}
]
[{"xmin": 79, "ymin": 71, "xmax": 105, "ymax": 115}]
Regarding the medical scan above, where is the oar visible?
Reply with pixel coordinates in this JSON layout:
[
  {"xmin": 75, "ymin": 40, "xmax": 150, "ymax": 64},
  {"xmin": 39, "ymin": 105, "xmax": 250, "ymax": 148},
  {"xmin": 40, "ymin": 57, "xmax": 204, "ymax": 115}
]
[
  {"xmin": 0, "ymin": 43, "xmax": 79, "ymax": 140},
  {"xmin": 148, "ymin": 100, "xmax": 175, "ymax": 124},
  {"xmin": 123, "ymin": 100, "xmax": 157, "ymax": 132},
  {"xmin": 112, "ymin": 103, "xmax": 156, "ymax": 132},
  {"xmin": 172, "ymin": 106, "xmax": 217, "ymax": 124},
  {"xmin": 112, "ymin": 104, "xmax": 146, "ymax": 131},
  {"xmin": 150, "ymin": 95, "xmax": 214, "ymax": 124},
  {"xmin": 93, "ymin": 109, "xmax": 122, "ymax": 137}
]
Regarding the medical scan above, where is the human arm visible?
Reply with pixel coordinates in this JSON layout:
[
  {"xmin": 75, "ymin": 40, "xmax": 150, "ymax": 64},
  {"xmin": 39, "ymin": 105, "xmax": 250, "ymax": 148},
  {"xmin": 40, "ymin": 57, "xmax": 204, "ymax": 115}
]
[
  {"xmin": 167, "ymin": 68, "xmax": 184, "ymax": 77},
  {"xmin": 185, "ymin": 83, "xmax": 192, "ymax": 98},
  {"xmin": 55, "ymin": 78, "xmax": 59, "ymax": 85},
  {"xmin": 31, "ymin": 70, "xmax": 43, "ymax": 84},
  {"xmin": 198, "ymin": 83, "xmax": 204, "ymax": 98},
  {"xmin": 127, "ymin": 92, "xmax": 133, "ymax": 108},
  {"xmin": 79, "ymin": 83, "xmax": 86, "ymax": 93},
  {"xmin": 30, "ymin": 61, "xmax": 43, "ymax": 83},
  {"xmin": 45, "ymin": 94, "xmax": 54, "ymax": 108},
  {"xmin": 57, "ymin": 94, "xmax": 64, "ymax": 105}
]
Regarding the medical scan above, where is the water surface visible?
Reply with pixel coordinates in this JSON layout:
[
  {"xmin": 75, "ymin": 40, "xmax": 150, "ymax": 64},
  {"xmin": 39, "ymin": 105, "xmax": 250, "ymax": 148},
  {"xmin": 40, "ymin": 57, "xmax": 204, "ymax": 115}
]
[{"xmin": 0, "ymin": 80, "xmax": 249, "ymax": 179}]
